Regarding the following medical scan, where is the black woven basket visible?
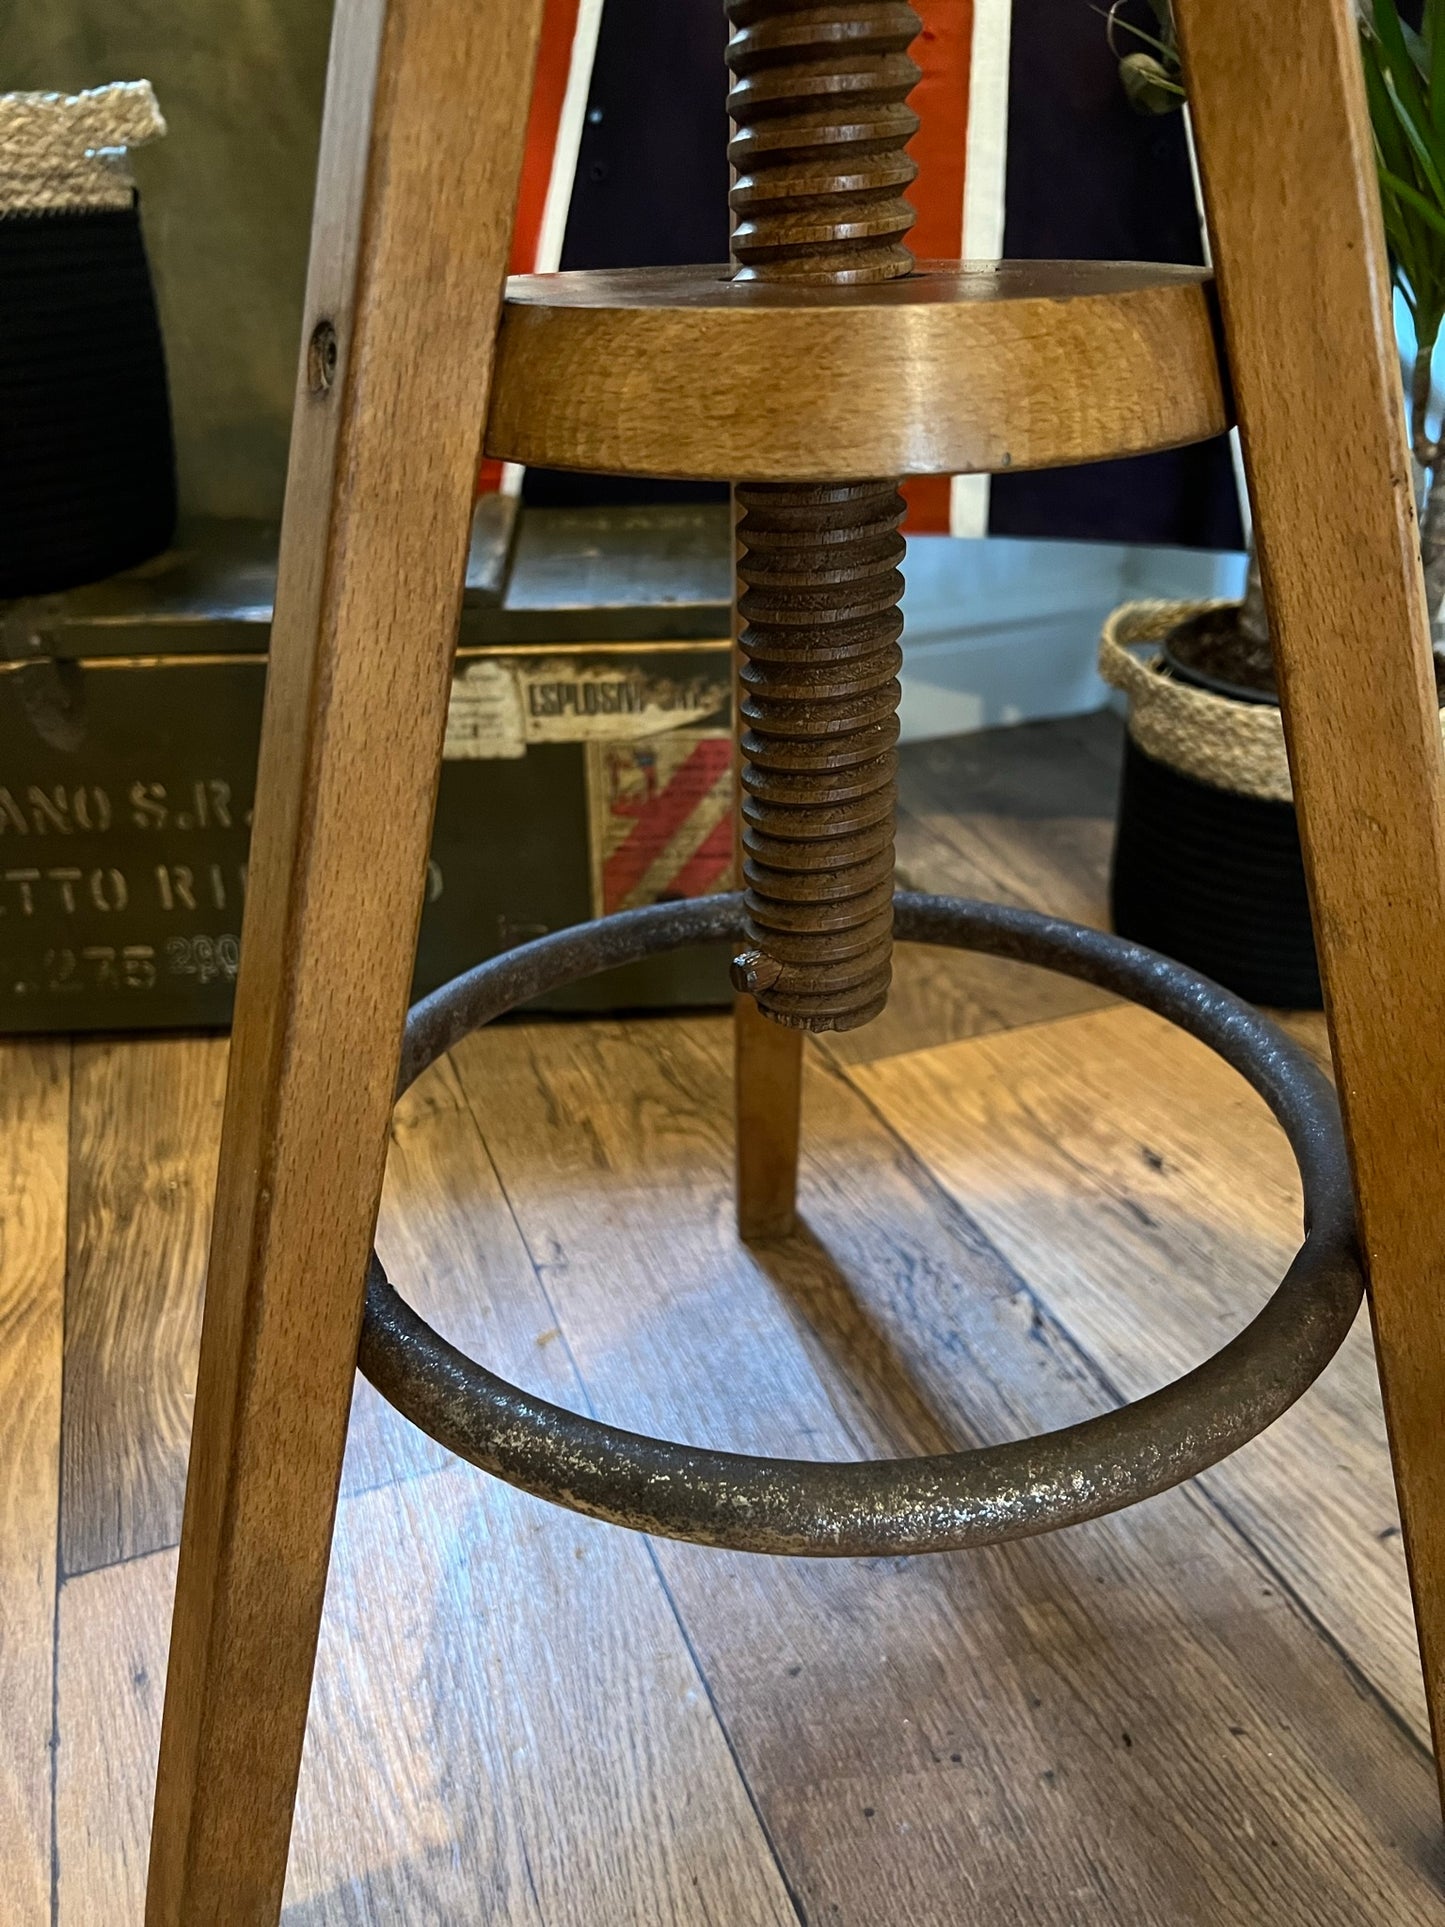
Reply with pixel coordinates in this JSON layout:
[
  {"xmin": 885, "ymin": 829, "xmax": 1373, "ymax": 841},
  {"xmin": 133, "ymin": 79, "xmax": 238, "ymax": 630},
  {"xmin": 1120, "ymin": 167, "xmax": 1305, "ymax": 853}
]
[
  {"xmin": 1110, "ymin": 731, "xmax": 1322, "ymax": 1010},
  {"xmin": 0, "ymin": 201, "xmax": 176, "ymax": 598}
]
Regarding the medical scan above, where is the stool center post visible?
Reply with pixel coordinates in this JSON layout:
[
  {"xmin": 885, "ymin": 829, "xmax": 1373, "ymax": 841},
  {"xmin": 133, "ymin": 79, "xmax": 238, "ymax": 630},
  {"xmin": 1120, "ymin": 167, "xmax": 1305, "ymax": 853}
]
[{"xmin": 727, "ymin": 0, "xmax": 922, "ymax": 1032}]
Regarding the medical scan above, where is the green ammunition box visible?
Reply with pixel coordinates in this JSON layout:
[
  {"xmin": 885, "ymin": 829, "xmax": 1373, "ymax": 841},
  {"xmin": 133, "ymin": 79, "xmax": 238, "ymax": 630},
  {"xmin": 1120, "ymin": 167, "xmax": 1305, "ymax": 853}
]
[{"xmin": 0, "ymin": 503, "xmax": 737, "ymax": 1032}]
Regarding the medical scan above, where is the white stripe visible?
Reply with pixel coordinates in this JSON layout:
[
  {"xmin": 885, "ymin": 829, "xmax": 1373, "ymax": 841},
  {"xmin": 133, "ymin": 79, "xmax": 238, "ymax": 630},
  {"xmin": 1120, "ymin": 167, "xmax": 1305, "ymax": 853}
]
[
  {"xmin": 951, "ymin": 0, "xmax": 1014, "ymax": 538},
  {"xmin": 1182, "ymin": 102, "xmax": 1250, "ymax": 542},
  {"xmin": 948, "ymin": 472, "xmax": 991, "ymax": 541},
  {"xmin": 1181, "ymin": 104, "xmax": 1211, "ymax": 270},
  {"xmin": 533, "ymin": 0, "xmax": 605, "ymax": 275},
  {"xmin": 617, "ymin": 765, "xmax": 734, "ymax": 912},
  {"xmin": 961, "ymin": 0, "xmax": 1012, "ymax": 263}
]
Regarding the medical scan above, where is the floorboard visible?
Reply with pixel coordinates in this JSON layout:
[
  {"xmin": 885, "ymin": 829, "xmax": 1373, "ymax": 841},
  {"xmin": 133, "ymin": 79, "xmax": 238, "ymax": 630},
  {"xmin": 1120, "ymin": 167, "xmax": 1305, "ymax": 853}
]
[
  {"xmin": 12, "ymin": 709, "xmax": 1431, "ymax": 1925},
  {"xmin": 54, "ymin": 1057, "xmax": 796, "ymax": 1926},
  {"xmin": 56, "ymin": 1467, "xmax": 796, "ymax": 1926},
  {"xmin": 446, "ymin": 1012, "xmax": 1442, "ymax": 1924},
  {"xmin": 61, "ymin": 1036, "xmax": 226, "ymax": 1576},
  {"xmin": 853, "ymin": 1005, "xmax": 1426, "ymax": 1740},
  {"xmin": 56, "ymin": 1037, "xmax": 519, "ymax": 1580},
  {"xmin": 0, "ymin": 1040, "xmax": 69, "ymax": 1921},
  {"xmin": 827, "ymin": 714, "xmax": 1123, "ymax": 1069}
]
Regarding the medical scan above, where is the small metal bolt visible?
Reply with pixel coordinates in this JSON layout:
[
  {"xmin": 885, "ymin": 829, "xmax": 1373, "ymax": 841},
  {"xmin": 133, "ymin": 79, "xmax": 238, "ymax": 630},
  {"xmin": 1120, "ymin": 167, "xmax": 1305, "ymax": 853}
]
[
  {"xmin": 731, "ymin": 948, "xmax": 784, "ymax": 996},
  {"xmin": 307, "ymin": 320, "xmax": 339, "ymax": 394}
]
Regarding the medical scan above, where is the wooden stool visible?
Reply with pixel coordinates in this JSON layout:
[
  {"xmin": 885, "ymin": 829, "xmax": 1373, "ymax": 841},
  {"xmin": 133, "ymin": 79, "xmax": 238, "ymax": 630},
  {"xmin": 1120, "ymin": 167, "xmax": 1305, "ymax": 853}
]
[{"xmin": 145, "ymin": 2, "xmax": 1445, "ymax": 1920}]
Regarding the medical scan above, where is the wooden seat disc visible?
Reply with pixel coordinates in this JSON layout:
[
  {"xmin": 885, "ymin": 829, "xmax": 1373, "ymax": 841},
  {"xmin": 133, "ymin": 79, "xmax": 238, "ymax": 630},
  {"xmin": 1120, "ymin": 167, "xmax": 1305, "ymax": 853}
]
[{"xmin": 483, "ymin": 260, "xmax": 1231, "ymax": 482}]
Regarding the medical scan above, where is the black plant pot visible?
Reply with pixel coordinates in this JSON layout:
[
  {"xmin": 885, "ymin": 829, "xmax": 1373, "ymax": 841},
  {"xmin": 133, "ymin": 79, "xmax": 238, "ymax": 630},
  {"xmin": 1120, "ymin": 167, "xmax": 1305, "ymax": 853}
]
[
  {"xmin": 1110, "ymin": 731, "xmax": 1322, "ymax": 1009},
  {"xmin": 1105, "ymin": 603, "xmax": 1323, "ymax": 1010},
  {"xmin": 0, "ymin": 201, "xmax": 176, "ymax": 598}
]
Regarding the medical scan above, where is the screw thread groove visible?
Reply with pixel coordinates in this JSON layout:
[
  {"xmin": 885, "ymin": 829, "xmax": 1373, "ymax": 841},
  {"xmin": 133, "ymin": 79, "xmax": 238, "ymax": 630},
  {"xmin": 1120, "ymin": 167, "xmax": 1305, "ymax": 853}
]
[
  {"xmin": 727, "ymin": 0, "xmax": 922, "ymax": 285},
  {"xmin": 727, "ymin": 1, "xmax": 919, "ymax": 1032},
  {"xmin": 732, "ymin": 480, "xmax": 905, "ymax": 1029}
]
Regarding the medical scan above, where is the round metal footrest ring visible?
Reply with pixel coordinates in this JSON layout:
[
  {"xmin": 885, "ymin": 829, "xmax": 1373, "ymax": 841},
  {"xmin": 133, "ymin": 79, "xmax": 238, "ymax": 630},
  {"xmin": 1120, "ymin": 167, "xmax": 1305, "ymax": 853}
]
[{"xmin": 359, "ymin": 891, "xmax": 1362, "ymax": 1559}]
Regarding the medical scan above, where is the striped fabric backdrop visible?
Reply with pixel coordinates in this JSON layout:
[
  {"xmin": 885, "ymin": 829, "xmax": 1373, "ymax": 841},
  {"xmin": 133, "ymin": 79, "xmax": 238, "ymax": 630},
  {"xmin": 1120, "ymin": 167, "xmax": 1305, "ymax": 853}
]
[{"xmin": 484, "ymin": 0, "xmax": 1242, "ymax": 552}]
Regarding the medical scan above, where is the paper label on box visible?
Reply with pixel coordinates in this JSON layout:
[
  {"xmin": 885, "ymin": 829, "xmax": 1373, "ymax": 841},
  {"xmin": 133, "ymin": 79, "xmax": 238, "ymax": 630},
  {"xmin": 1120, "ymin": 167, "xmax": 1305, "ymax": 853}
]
[
  {"xmin": 586, "ymin": 731, "xmax": 735, "ymax": 917},
  {"xmin": 444, "ymin": 656, "xmax": 729, "ymax": 760},
  {"xmin": 443, "ymin": 660, "xmax": 527, "ymax": 759}
]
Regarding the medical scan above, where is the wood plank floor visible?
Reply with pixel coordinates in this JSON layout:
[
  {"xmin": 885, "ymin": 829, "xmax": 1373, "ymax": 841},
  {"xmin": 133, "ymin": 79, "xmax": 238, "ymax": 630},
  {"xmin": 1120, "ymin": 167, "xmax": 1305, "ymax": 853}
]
[{"xmin": 4, "ymin": 709, "xmax": 1440, "ymax": 1923}]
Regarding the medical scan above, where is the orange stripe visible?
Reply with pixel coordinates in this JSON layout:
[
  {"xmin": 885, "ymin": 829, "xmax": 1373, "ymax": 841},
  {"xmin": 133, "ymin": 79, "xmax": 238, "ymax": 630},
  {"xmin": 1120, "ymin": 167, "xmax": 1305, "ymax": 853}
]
[
  {"xmin": 512, "ymin": 0, "xmax": 582, "ymax": 274},
  {"xmin": 905, "ymin": 1, "xmax": 974, "ymax": 534},
  {"xmin": 603, "ymin": 739, "xmax": 733, "ymax": 909},
  {"xmin": 909, "ymin": 0, "xmax": 974, "ymax": 260},
  {"xmin": 902, "ymin": 474, "xmax": 953, "ymax": 531},
  {"xmin": 478, "ymin": 0, "xmax": 583, "ymax": 495}
]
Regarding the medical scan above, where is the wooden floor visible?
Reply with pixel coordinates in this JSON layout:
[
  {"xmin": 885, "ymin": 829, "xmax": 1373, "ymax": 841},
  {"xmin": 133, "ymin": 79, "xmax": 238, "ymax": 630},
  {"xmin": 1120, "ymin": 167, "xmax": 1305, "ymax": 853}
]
[{"xmin": 3, "ymin": 709, "xmax": 1440, "ymax": 1924}]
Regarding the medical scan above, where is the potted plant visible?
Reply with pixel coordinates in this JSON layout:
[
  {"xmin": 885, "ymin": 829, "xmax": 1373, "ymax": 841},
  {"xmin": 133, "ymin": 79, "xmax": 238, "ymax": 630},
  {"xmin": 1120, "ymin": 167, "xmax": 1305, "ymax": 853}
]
[
  {"xmin": 0, "ymin": 82, "xmax": 175, "ymax": 599},
  {"xmin": 1100, "ymin": 0, "xmax": 1445, "ymax": 1007}
]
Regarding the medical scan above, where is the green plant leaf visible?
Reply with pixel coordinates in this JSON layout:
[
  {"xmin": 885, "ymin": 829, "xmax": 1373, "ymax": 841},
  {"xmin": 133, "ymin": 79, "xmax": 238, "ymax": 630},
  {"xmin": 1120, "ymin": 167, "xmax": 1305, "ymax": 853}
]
[
  {"xmin": 1352, "ymin": 10, "xmax": 1445, "ymax": 430},
  {"xmin": 1381, "ymin": 163, "xmax": 1445, "ymax": 243},
  {"xmin": 1375, "ymin": 0, "xmax": 1433, "ymax": 128},
  {"xmin": 1096, "ymin": 4, "xmax": 1177, "ymax": 63},
  {"xmin": 1371, "ymin": 0, "xmax": 1445, "ymax": 246},
  {"xmin": 1383, "ymin": 68, "xmax": 1445, "ymax": 211},
  {"xmin": 1118, "ymin": 51, "xmax": 1184, "ymax": 113},
  {"xmin": 1365, "ymin": 28, "xmax": 1420, "ymax": 185},
  {"xmin": 1388, "ymin": 190, "xmax": 1445, "ymax": 319},
  {"xmin": 1429, "ymin": 0, "xmax": 1445, "ymax": 138}
]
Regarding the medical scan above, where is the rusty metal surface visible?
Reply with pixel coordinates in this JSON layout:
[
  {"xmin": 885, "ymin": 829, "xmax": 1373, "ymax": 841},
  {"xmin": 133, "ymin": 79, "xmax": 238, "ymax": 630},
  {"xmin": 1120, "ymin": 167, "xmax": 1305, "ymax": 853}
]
[
  {"xmin": 359, "ymin": 891, "xmax": 1364, "ymax": 1558},
  {"xmin": 727, "ymin": 1, "xmax": 921, "ymax": 1032}
]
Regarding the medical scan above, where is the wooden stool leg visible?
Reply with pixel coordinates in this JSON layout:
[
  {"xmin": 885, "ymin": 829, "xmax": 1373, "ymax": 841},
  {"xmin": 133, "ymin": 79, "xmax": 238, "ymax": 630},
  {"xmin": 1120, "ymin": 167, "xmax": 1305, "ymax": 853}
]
[
  {"xmin": 735, "ymin": 996, "xmax": 803, "ymax": 1240},
  {"xmin": 144, "ymin": 2, "xmax": 544, "ymax": 1920},
  {"xmin": 1177, "ymin": 0, "xmax": 1445, "ymax": 1807}
]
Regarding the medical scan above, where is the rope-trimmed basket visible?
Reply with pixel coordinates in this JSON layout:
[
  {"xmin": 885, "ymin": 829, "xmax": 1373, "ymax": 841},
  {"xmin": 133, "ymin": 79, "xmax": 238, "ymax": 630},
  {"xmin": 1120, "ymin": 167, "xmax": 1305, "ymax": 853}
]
[
  {"xmin": 0, "ymin": 81, "xmax": 166, "ymax": 214},
  {"xmin": 1099, "ymin": 598, "xmax": 1328, "ymax": 1008},
  {"xmin": 1099, "ymin": 598, "xmax": 1294, "ymax": 800},
  {"xmin": 0, "ymin": 83, "xmax": 176, "ymax": 598}
]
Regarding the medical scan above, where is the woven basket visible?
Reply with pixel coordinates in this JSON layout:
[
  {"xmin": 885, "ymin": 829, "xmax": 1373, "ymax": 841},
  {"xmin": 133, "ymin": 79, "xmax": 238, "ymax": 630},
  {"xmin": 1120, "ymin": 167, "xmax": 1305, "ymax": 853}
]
[
  {"xmin": 0, "ymin": 84, "xmax": 176, "ymax": 597},
  {"xmin": 1099, "ymin": 599, "xmax": 1319, "ymax": 1008}
]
